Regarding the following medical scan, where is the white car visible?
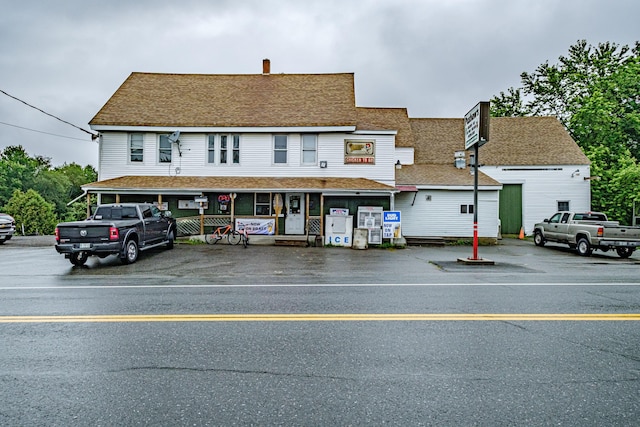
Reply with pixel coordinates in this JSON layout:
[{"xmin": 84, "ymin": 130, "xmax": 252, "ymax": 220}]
[{"xmin": 0, "ymin": 213, "xmax": 16, "ymax": 244}]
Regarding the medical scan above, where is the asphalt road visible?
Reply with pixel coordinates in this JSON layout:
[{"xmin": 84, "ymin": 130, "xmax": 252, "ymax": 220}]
[{"xmin": 1, "ymin": 238, "xmax": 640, "ymax": 425}]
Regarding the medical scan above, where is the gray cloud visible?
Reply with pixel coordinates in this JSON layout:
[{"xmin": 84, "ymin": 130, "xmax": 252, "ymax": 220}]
[{"xmin": 1, "ymin": 0, "xmax": 638, "ymax": 166}]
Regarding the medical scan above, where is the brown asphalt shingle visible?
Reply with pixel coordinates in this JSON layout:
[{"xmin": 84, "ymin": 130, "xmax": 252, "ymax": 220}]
[
  {"xmin": 83, "ymin": 176, "xmax": 395, "ymax": 192},
  {"xmin": 410, "ymin": 116, "xmax": 590, "ymax": 166},
  {"xmin": 356, "ymin": 107, "xmax": 414, "ymax": 148},
  {"xmin": 90, "ymin": 72, "xmax": 357, "ymax": 128}
]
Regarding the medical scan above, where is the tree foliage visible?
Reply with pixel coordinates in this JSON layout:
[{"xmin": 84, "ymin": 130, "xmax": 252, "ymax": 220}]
[
  {"xmin": 491, "ymin": 40, "xmax": 640, "ymax": 223},
  {"xmin": 4, "ymin": 189, "xmax": 58, "ymax": 235},
  {"xmin": 0, "ymin": 145, "xmax": 97, "ymax": 234}
]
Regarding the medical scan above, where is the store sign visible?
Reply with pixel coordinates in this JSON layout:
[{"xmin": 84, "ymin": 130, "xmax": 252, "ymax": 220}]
[
  {"xmin": 383, "ymin": 211, "xmax": 401, "ymax": 239},
  {"xmin": 344, "ymin": 140, "xmax": 375, "ymax": 164},
  {"xmin": 464, "ymin": 101, "xmax": 490, "ymax": 149},
  {"xmin": 235, "ymin": 218, "xmax": 275, "ymax": 235}
]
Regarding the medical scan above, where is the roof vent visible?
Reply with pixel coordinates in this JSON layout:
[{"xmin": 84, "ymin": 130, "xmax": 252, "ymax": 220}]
[{"xmin": 263, "ymin": 59, "xmax": 270, "ymax": 75}]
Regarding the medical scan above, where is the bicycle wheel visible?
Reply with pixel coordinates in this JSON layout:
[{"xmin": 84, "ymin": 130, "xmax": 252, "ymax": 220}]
[
  {"xmin": 205, "ymin": 233, "xmax": 219, "ymax": 244},
  {"xmin": 228, "ymin": 230, "xmax": 242, "ymax": 245}
]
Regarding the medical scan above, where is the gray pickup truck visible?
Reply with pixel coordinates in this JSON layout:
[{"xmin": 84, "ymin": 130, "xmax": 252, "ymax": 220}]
[
  {"xmin": 55, "ymin": 203, "xmax": 176, "ymax": 266},
  {"xmin": 533, "ymin": 211, "xmax": 640, "ymax": 258}
]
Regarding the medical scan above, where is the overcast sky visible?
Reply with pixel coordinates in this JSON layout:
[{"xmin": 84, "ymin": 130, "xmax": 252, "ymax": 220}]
[{"xmin": 1, "ymin": 0, "xmax": 638, "ymax": 167}]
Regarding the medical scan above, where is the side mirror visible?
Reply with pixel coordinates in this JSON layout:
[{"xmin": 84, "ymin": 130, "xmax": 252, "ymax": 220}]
[
  {"xmin": 94, "ymin": 214, "xmax": 103, "ymax": 220},
  {"xmin": 163, "ymin": 211, "xmax": 172, "ymax": 218},
  {"xmin": 543, "ymin": 218, "xmax": 550, "ymax": 223}
]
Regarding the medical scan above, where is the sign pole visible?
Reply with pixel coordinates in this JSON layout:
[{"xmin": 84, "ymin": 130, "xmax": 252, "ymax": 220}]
[
  {"xmin": 472, "ymin": 142, "xmax": 479, "ymax": 260},
  {"xmin": 460, "ymin": 101, "xmax": 494, "ymax": 265}
]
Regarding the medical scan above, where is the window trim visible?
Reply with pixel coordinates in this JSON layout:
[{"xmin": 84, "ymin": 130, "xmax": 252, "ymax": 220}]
[
  {"xmin": 207, "ymin": 133, "xmax": 240, "ymax": 166},
  {"xmin": 207, "ymin": 134, "xmax": 215, "ymax": 164},
  {"xmin": 301, "ymin": 134, "xmax": 317, "ymax": 165},
  {"xmin": 255, "ymin": 193, "xmax": 273, "ymax": 216},
  {"xmin": 273, "ymin": 135, "xmax": 288, "ymax": 165},
  {"xmin": 158, "ymin": 134, "xmax": 172, "ymax": 164},
  {"xmin": 129, "ymin": 133, "xmax": 144, "ymax": 163}
]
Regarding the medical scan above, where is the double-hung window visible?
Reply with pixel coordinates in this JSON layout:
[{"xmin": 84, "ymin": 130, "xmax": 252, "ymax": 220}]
[
  {"xmin": 302, "ymin": 134, "xmax": 317, "ymax": 165},
  {"xmin": 274, "ymin": 135, "xmax": 287, "ymax": 164},
  {"xmin": 207, "ymin": 135, "xmax": 215, "ymax": 164},
  {"xmin": 208, "ymin": 134, "xmax": 240, "ymax": 165},
  {"xmin": 129, "ymin": 133, "xmax": 144, "ymax": 163},
  {"xmin": 220, "ymin": 135, "xmax": 228, "ymax": 164},
  {"xmin": 255, "ymin": 193, "xmax": 272, "ymax": 216},
  {"xmin": 158, "ymin": 135, "xmax": 172, "ymax": 163}
]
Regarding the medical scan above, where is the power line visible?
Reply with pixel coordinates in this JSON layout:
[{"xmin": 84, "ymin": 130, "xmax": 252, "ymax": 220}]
[
  {"xmin": 0, "ymin": 89, "xmax": 98, "ymax": 140},
  {"xmin": 0, "ymin": 121, "xmax": 89, "ymax": 141}
]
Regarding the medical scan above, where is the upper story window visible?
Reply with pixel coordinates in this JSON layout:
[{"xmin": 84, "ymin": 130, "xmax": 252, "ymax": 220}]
[
  {"xmin": 274, "ymin": 135, "xmax": 287, "ymax": 164},
  {"xmin": 208, "ymin": 134, "xmax": 240, "ymax": 165},
  {"xmin": 207, "ymin": 135, "xmax": 215, "ymax": 163},
  {"xmin": 158, "ymin": 135, "xmax": 172, "ymax": 163},
  {"xmin": 302, "ymin": 134, "xmax": 317, "ymax": 165},
  {"xmin": 129, "ymin": 133, "xmax": 144, "ymax": 162}
]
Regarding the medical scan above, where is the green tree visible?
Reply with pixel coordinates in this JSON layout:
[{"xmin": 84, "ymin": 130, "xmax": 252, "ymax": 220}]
[
  {"xmin": 0, "ymin": 145, "xmax": 49, "ymax": 206},
  {"xmin": 491, "ymin": 40, "xmax": 640, "ymax": 223},
  {"xmin": 4, "ymin": 189, "xmax": 57, "ymax": 235}
]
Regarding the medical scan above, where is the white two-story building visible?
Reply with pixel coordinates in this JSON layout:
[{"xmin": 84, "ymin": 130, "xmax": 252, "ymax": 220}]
[{"xmin": 84, "ymin": 59, "xmax": 590, "ymax": 243}]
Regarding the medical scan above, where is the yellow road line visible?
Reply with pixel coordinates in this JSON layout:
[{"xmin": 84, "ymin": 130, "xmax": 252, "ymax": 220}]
[{"xmin": 1, "ymin": 313, "xmax": 640, "ymax": 323}]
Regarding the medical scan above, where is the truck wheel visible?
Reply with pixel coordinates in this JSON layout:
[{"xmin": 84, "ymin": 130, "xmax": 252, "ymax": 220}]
[
  {"xmin": 121, "ymin": 239, "xmax": 139, "ymax": 264},
  {"xmin": 616, "ymin": 247, "xmax": 634, "ymax": 258},
  {"xmin": 166, "ymin": 231, "xmax": 175, "ymax": 249},
  {"xmin": 533, "ymin": 231, "xmax": 545, "ymax": 247},
  {"xmin": 70, "ymin": 251, "xmax": 88, "ymax": 266},
  {"xmin": 577, "ymin": 237, "xmax": 592, "ymax": 256}
]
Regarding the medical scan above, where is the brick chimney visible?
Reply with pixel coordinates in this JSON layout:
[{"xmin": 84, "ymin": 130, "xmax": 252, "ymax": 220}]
[{"xmin": 262, "ymin": 58, "xmax": 270, "ymax": 75}]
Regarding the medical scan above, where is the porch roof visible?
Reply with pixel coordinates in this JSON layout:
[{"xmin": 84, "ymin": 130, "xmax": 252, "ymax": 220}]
[{"xmin": 82, "ymin": 175, "xmax": 396, "ymax": 194}]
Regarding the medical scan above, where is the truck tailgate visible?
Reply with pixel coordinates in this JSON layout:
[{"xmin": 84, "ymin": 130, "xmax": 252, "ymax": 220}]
[
  {"xmin": 57, "ymin": 223, "xmax": 112, "ymax": 243},
  {"xmin": 604, "ymin": 226, "xmax": 640, "ymax": 241}
]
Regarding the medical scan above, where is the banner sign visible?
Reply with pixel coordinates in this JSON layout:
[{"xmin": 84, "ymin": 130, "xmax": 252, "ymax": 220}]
[{"xmin": 235, "ymin": 218, "xmax": 275, "ymax": 235}]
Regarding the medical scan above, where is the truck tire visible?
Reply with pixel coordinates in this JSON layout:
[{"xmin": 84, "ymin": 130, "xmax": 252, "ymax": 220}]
[
  {"xmin": 70, "ymin": 251, "xmax": 88, "ymax": 266},
  {"xmin": 121, "ymin": 239, "xmax": 139, "ymax": 264},
  {"xmin": 166, "ymin": 231, "xmax": 175, "ymax": 249},
  {"xmin": 616, "ymin": 247, "xmax": 634, "ymax": 258},
  {"xmin": 533, "ymin": 231, "xmax": 545, "ymax": 247},
  {"xmin": 577, "ymin": 237, "xmax": 592, "ymax": 256}
]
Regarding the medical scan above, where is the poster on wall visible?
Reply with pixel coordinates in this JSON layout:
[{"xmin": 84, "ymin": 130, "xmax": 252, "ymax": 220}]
[
  {"xmin": 235, "ymin": 218, "xmax": 276, "ymax": 235},
  {"xmin": 344, "ymin": 140, "xmax": 375, "ymax": 164}
]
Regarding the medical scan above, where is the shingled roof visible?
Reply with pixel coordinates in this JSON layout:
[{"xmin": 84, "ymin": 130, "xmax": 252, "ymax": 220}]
[
  {"xmin": 410, "ymin": 116, "xmax": 589, "ymax": 166},
  {"xmin": 90, "ymin": 72, "xmax": 357, "ymax": 128},
  {"xmin": 83, "ymin": 175, "xmax": 395, "ymax": 193},
  {"xmin": 395, "ymin": 165, "xmax": 501, "ymax": 187},
  {"xmin": 355, "ymin": 107, "xmax": 414, "ymax": 148}
]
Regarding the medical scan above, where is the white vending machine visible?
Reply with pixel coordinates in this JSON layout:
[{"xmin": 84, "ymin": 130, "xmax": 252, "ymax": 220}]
[{"xmin": 357, "ymin": 206, "xmax": 383, "ymax": 244}]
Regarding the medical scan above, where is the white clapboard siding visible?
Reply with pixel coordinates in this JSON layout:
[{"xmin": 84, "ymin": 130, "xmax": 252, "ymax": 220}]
[
  {"xmin": 396, "ymin": 189, "xmax": 500, "ymax": 238},
  {"xmin": 480, "ymin": 165, "xmax": 591, "ymax": 234},
  {"xmin": 99, "ymin": 131, "xmax": 396, "ymax": 185}
]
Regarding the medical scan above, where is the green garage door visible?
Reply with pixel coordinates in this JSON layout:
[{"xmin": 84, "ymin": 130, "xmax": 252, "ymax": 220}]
[{"xmin": 499, "ymin": 184, "xmax": 522, "ymax": 234}]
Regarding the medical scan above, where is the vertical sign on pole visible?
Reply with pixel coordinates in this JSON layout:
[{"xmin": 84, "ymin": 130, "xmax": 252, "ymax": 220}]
[{"xmin": 464, "ymin": 101, "xmax": 490, "ymax": 261}]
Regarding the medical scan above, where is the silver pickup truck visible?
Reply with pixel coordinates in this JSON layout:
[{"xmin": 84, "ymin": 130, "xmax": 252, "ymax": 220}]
[{"xmin": 533, "ymin": 211, "xmax": 640, "ymax": 258}]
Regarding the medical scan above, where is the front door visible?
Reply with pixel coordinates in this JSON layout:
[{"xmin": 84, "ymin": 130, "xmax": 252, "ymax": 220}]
[{"xmin": 285, "ymin": 193, "xmax": 305, "ymax": 235}]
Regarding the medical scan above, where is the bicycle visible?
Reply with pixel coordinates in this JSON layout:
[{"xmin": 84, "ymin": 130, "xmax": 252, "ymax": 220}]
[
  {"xmin": 205, "ymin": 222, "xmax": 242, "ymax": 245},
  {"xmin": 237, "ymin": 226, "xmax": 249, "ymax": 248}
]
